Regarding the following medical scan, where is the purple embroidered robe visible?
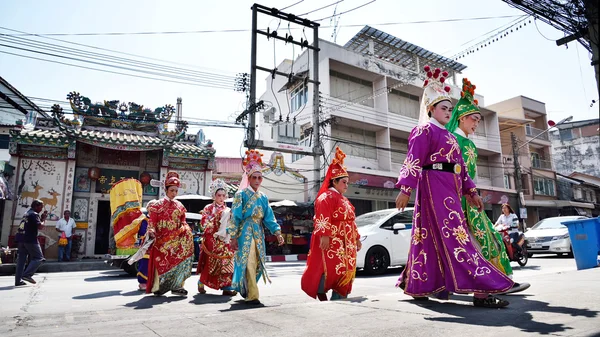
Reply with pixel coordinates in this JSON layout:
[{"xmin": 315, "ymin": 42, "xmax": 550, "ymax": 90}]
[{"xmin": 396, "ymin": 121, "xmax": 513, "ymax": 296}]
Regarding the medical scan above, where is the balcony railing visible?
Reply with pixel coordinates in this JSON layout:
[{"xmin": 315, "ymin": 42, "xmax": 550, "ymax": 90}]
[
  {"xmin": 525, "ymin": 126, "xmax": 549, "ymax": 141},
  {"xmin": 531, "ymin": 158, "xmax": 553, "ymax": 170}
]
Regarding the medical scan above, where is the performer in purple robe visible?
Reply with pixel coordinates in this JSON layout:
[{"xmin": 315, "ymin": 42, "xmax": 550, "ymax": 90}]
[{"xmin": 395, "ymin": 66, "xmax": 513, "ymax": 308}]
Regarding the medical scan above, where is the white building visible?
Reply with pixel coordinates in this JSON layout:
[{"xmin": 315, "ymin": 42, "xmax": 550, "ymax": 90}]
[{"xmin": 257, "ymin": 26, "xmax": 508, "ymax": 216}]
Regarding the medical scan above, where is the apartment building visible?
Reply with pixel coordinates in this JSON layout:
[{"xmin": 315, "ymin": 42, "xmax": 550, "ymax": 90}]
[
  {"xmin": 258, "ymin": 26, "xmax": 508, "ymax": 217},
  {"xmin": 488, "ymin": 96, "xmax": 564, "ymax": 227}
]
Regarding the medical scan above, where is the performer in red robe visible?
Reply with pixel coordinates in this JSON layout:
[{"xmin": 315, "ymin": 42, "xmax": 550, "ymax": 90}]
[
  {"xmin": 197, "ymin": 179, "xmax": 236, "ymax": 296},
  {"xmin": 301, "ymin": 147, "xmax": 361, "ymax": 301},
  {"xmin": 146, "ymin": 172, "xmax": 194, "ymax": 296}
]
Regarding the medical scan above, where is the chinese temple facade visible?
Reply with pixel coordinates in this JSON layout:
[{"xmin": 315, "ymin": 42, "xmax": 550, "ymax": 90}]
[{"xmin": 1, "ymin": 93, "xmax": 215, "ymax": 258}]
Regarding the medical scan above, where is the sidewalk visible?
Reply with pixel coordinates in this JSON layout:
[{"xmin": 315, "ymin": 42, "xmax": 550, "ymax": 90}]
[{"xmin": 1, "ymin": 254, "xmax": 307, "ymax": 275}]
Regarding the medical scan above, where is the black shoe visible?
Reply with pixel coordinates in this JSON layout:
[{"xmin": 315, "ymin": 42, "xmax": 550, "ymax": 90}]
[
  {"xmin": 245, "ymin": 299, "xmax": 261, "ymax": 305},
  {"xmin": 22, "ymin": 276, "xmax": 36, "ymax": 284},
  {"xmin": 15, "ymin": 281, "xmax": 26, "ymax": 287}
]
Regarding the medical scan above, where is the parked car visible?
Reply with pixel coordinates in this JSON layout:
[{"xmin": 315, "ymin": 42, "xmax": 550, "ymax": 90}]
[
  {"xmin": 356, "ymin": 208, "xmax": 413, "ymax": 275},
  {"xmin": 524, "ymin": 216, "xmax": 588, "ymax": 257}
]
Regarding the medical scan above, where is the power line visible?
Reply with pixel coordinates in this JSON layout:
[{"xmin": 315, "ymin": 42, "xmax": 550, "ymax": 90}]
[
  {"xmin": 0, "ymin": 15, "xmax": 526, "ymax": 37},
  {"xmin": 0, "ymin": 50, "xmax": 236, "ymax": 90},
  {"xmin": 0, "ymin": 26, "xmax": 237, "ymax": 76},
  {"xmin": 299, "ymin": 0, "xmax": 345, "ymax": 16},
  {"xmin": 0, "ymin": 35, "xmax": 236, "ymax": 84}
]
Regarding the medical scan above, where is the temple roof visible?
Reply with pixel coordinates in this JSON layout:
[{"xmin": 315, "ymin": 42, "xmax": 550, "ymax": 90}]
[
  {"xmin": 10, "ymin": 128, "xmax": 70, "ymax": 147},
  {"xmin": 10, "ymin": 127, "xmax": 215, "ymax": 158}
]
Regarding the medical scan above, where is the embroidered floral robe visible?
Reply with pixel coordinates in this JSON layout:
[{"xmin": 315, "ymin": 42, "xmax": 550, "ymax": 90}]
[
  {"xmin": 396, "ymin": 122, "xmax": 513, "ymax": 297},
  {"xmin": 453, "ymin": 131, "xmax": 513, "ymax": 276},
  {"xmin": 146, "ymin": 198, "xmax": 194, "ymax": 294},
  {"xmin": 227, "ymin": 187, "xmax": 281, "ymax": 296},
  {"xmin": 301, "ymin": 188, "xmax": 359, "ymax": 298},
  {"xmin": 198, "ymin": 203, "xmax": 234, "ymax": 290}
]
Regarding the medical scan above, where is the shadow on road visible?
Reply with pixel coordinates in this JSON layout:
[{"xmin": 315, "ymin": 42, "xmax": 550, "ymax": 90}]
[
  {"xmin": 73, "ymin": 289, "xmax": 141, "ymax": 300},
  {"xmin": 124, "ymin": 295, "xmax": 187, "ymax": 309},
  {"xmin": 408, "ymin": 296, "xmax": 598, "ymax": 335},
  {"xmin": 189, "ymin": 293, "xmax": 233, "ymax": 305},
  {"xmin": 356, "ymin": 266, "xmax": 404, "ymax": 278},
  {"xmin": 219, "ymin": 299, "xmax": 268, "ymax": 312},
  {"xmin": 83, "ymin": 273, "xmax": 133, "ymax": 282}
]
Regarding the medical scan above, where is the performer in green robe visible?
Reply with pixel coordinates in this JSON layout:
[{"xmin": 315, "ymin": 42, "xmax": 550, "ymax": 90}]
[{"xmin": 446, "ymin": 78, "xmax": 529, "ymax": 294}]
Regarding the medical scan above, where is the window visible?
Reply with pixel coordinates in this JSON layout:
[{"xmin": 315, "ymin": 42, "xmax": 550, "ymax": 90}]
[
  {"xmin": 531, "ymin": 152, "xmax": 541, "ymax": 168},
  {"xmin": 332, "ymin": 125, "xmax": 377, "ymax": 159},
  {"xmin": 329, "ymin": 70, "xmax": 374, "ymax": 108},
  {"xmin": 380, "ymin": 211, "xmax": 414, "ymax": 230},
  {"xmin": 503, "ymin": 175, "xmax": 511, "ymax": 189},
  {"xmin": 533, "ymin": 177, "xmax": 556, "ymax": 196},
  {"xmin": 0, "ymin": 135, "xmax": 9, "ymax": 150},
  {"xmin": 574, "ymin": 188, "xmax": 583, "ymax": 200},
  {"xmin": 290, "ymin": 85, "xmax": 308, "ymax": 112},
  {"xmin": 559, "ymin": 129, "xmax": 573, "ymax": 141},
  {"xmin": 291, "ymin": 137, "xmax": 311, "ymax": 162}
]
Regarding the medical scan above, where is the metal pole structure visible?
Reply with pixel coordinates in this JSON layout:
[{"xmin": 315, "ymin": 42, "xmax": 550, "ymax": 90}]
[
  {"xmin": 511, "ymin": 132, "xmax": 525, "ymax": 229},
  {"xmin": 312, "ymin": 25, "xmax": 321, "ymax": 201},
  {"xmin": 248, "ymin": 5, "xmax": 258, "ymax": 149}
]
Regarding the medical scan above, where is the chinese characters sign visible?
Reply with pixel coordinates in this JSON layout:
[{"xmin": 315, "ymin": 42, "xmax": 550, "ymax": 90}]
[{"xmin": 95, "ymin": 169, "xmax": 139, "ymax": 193}]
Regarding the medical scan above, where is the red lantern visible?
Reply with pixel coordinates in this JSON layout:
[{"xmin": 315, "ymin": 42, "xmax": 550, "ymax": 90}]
[
  {"xmin": 88, "ymin": 167, "xmax": 101, "ymax": 181},
  {"xmin": 140, "ymin": 172, "xmax": 151, "ymax": 186}
]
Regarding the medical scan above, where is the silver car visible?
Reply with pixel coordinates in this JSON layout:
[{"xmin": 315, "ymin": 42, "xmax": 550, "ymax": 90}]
[{"xmin": 524, "ymin": 216, "xmax": 588, "ymax": 257}]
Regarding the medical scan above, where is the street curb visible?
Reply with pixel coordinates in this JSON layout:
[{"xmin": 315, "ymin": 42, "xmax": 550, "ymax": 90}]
[
  {"xmin": 0, "ymin": 261, "xmax": 115, "ymax": 276},
  {"xmin": 266, "ymin": 254, "xmax": 308, "ymax": 262}
]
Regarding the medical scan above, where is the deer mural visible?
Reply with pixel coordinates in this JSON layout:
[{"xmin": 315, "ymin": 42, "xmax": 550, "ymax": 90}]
[
  {"xmin": 40, "ymin": 188, "xmax": 61, "ymax": 214},
  {"xmin": 19, "ymin": 181, "xmax": 43, "ymax": 206}
]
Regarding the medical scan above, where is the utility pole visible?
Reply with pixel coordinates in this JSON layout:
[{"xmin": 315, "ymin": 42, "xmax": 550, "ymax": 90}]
[
  {"xmin": 311, "ymin": 26, "xmax": 321, "ymax": 200},
  {"xmin": 511, "ymin": 132, "xmax": 525, "ymax": 227},
  {"xmin": 238, "ymin": 3, "xmax": 322, "ymax": 200}
]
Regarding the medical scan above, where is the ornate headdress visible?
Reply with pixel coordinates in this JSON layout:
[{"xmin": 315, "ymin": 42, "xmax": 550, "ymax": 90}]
[
  {"xmin": 242, "ymin": 149, "xmax": 264, "ymax": 176},
  {"xmin": 317, "ymin": 147, "xmax": 349, "ymax": 198},
  {"xmin": 165, "ymin": 171, "xmax": 181, "ymax": 188},
  {"xmin": 208, "ymin": 178, "xmax": 228, "ymax": 197},
  {"xmin": 446, "ymin": 78, "xmax": 481, "ymax": 134},
  {"xmin": 418, "ymin": 65, "xmax": 452, "ymax": 126}
]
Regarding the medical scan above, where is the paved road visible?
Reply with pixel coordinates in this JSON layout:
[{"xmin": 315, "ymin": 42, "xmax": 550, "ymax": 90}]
[{"xmin": 1, "ymin": 255, "xmax": 598, "ymax": 337}]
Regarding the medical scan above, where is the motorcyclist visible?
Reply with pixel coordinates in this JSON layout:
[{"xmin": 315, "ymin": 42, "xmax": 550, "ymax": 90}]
[{"xmin": 494, "ymin": 203, "xmax": 522, "ymax": 253}]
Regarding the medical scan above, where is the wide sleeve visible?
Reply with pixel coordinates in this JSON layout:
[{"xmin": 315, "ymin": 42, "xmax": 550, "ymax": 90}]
[
  {"xmin": 313, "ymin": 193, "xmax": 335, "ymax": 237},
  {"xmin": 227, "ymin": 191, "xmax": 244, "ymax": 239},
  {"xmin": 199, "ymin": 204, "xmax": 211, "ymax": 232},
  {"xmin": 261, "ymin": 195, "xmax": 281, "ymax": 234},
  {"xmin": 395, "ymin": 125, "xmax": 431, "ymax": 197},
  {"xmin": 459, "ymin": 153, "xmax": 478, "ymax": 197}
]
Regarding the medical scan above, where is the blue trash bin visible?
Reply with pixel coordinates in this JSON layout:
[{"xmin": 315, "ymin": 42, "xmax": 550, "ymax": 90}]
[{"xmin": 561, "ymin": 217, "xmax": 600, "ymax": 270}]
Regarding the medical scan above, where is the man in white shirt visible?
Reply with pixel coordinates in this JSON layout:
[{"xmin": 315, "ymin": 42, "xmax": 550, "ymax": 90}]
[{"xmin": 55, "ymin": 210, "xmax": 76, "ymax": 262}]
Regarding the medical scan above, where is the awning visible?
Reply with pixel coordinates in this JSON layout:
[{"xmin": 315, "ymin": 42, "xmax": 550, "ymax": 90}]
[
  {"xmin": 175, "ymin": 194, "xmax": 212, "ymax": 201},
  {"xmin": 524, "ymin": 199, "xmax": 595, "ymax": 209}
]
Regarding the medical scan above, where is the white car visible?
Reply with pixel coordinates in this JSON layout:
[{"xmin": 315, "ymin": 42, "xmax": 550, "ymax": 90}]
[
  {"xmin": 525, "ymin": 216, "xmax": 588, "ymax": 257},
  {"xmin": 356, "ymin": 208, "xmax": 413, "ymax": 275}
]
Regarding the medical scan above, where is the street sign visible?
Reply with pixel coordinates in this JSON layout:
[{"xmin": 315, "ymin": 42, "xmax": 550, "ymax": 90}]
[{"xmin": 520, "ymin": 207, "xmax": 528, "ymax": 219}]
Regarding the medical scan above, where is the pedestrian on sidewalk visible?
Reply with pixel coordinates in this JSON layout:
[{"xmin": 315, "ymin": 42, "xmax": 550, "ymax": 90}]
[
  {"xmin": 197, "ymin": 179, "xmax": 236, "ymax": 296},
  {"xmin": 55, "ymin": 210, "xmax": 76, "ymax": 262},
  {"xmin": 228, "ymin": 150, "xmax": 285, "ymax": 305},
  {"xmin": 146, "ymin": 172, "xmax": 194, "ymax": 297},
  {"xmin": 394, "ymin": 66, "xmax": 513, "ymax": 308},
  {"xmin": 15, "ymin": 199, "xmax": 47, "ymax": 286},
  {"xmin": 301, "ymin": 147, "xmax": 361, "ymax": 301},
  {"xmin": 445, "ymin": 78, "xmax": 530, "ymax": 294}
]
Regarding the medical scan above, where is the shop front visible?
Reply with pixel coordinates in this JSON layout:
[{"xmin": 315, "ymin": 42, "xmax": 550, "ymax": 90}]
[{"xmin": 2, "ymin": 94, "xmax": 216, "ymax": 258}]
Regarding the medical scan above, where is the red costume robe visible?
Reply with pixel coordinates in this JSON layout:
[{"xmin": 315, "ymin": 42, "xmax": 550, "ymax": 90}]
[
  {"xmin": 197, "ymin": 203, "xmax": 235, "ymax": 290},
  {"xmin": 146, "ymin": 197, "xmax": 194, "ymax": 294},
  {"xmin": 301, "ymin": 188, "xmax": 360, "ymax": 298}
]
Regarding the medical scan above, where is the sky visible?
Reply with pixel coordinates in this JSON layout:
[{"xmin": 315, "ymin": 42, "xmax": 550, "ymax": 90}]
[{"xmin": 1, "ymin": 0, "xmax": 598, "ymax": 158}]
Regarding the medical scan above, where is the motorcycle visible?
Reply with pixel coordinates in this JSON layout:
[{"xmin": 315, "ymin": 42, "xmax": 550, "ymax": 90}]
[{"xmin": 498, "ymin": 228, "xmax": 529, "ymax": 267}]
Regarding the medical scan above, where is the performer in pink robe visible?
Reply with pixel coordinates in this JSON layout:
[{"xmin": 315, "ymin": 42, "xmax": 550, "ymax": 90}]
[{"xmin": 395, "ymin": 66, "xmax": 513, "ymax": 308}]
